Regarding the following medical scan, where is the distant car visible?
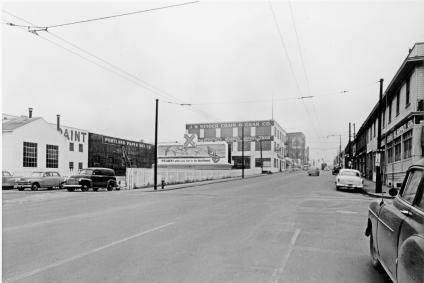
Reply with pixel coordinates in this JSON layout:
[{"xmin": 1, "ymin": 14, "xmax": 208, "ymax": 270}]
[
  {"xmin": 63, "ymin": 168, "xmax": 118, "ymax": 192},
  {"xmin": 365, "ymin": 158, "xmax": 424, "ymax": 283},
  {"xmin": 332, "ymin": 167, "xmax": 340, "ymax": 175},
  {"xmin": 335, "ymin": 169, "xmax": 363, "ymax": 190},
  {"xmin": 307, "ymin": 167, "xmax": 319, "ymax": 176},
  {"xmin": 2, "ymin": 171, "xmax": 16, "ymax": 190},
  {"xmin": 15, "ymin": 171, "xmax": 66, "ymax": 191}
]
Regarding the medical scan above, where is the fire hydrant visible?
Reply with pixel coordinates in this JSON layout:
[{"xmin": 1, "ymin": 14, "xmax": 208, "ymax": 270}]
[{"xmin": 161, "ymin": 179, "xmax": 166, "ymax": 189}]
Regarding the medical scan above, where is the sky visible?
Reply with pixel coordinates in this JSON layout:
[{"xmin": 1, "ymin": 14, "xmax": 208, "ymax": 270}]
[{"xmin": 2, "ymin": 0, "xmax": 424, "ymax": 164}]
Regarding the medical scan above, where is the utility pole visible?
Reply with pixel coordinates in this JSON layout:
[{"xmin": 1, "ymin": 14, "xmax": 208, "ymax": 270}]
[
  {"xmin": 349, "ymin": 123, "xmax": 352, "ymax": 168},
  {"xmin": 154, "ymin": 99, "xmax": 158, "ymax": 190},
  {"xmin": 339, "ymin": 135, "xmax": 342, "ymax": 168},
  {"xmin": 242, "ymin": 126, "xmax": 245, "ymax": 178},
  {"xmin": 260, "ymin": 139, "xmax": 263, "ymax": 173},
  {"xmin": 376, "ymin": 79, "xmax": 384, "ymax": 193}
]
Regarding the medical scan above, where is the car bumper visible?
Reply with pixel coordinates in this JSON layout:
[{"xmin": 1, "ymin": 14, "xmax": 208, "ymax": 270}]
[
  {"xmin": 15, "ymin": 183, "xmax": 32, "ymax": 188},
  {"xmin": 63, "ymin": 185, "xmax": 82, "ymax": 188},
  {"xmin": 336, "ymin": 182, "xmax": 363, "ymax": 189}
]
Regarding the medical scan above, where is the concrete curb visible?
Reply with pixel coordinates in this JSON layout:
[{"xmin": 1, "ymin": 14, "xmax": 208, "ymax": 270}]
[
  {"xmin": 136, "ymin": 171, "xmax": 302, "ymax": 192},
  {"xmin": 364, "ymin": 191, "xmax": 394, "ymax": 199}
]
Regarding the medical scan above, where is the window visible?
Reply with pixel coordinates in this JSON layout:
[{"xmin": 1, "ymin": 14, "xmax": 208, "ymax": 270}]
[
  {"xmin": 401, "ymin": 170, "xmax": 423, "ymax": 203},
  {"xmin": 387, "ymin": 142, "xmax": 393, "ymax": 163},
  {"xmin": 403, "ymin": 130, "xmax": 412, "ymax": 159},
  {"xmin": 78, "ymin": 162, "xmax": 83, "ymax": 170},
  {"xmin": 388, "ymin": 101, "xmax": 392, "ymax": 123},
  {"xmin": 396, "ymin": 91, "xmax": 400, "ymax": 116},
  {"xmin": 69, "ymin": 142, "xmax": 74, "ymax": 151},
  {"xmin": 69, "ymin": 162, "xmax": 74, "ymax": 171},
  {"xmin": 221, "ymin": 127, "xmax": 233, "ymax": 138},
  {"xmin": 256, "ymin": 126, "xmax": 271, "ymax": 136},
  {"xmin": 255, "ymin": 158, "xmax": 264, "ymax": 168},
  {"xmin": 204, "ymin": 128, "xmax": 216, "ymax": 138},
  {"xmin": 255, "ymin": 140, "xmax": 271, "ymax": 151},
  {"xmin": 237, "ymin": 141, "xmax": 251, "ymax": 151},
  {"xmin": 46, "ymin": 145, "xmax": 59, "ymax": 168},
  {"xmin": 406, "ymin": 77, "xmax": 410, "ymax": 106},
  {"xmin": 23, "ymin": 142, "xmax": 37, "ymax": 167},
  {"xmin": 79, "ymin": 144, "xmax": 83, "ymax": 152},
  {"xmin": 382, "ymin": 109, "xmax": 385, "ymax": 129},
  {"xmin": 238, "ymin": 126, "xmax": 251, "ymax": 137},
  {"xmin": 394, "ymin": 137, "xmax": 401, "ymax": 162},
  {"xmin": 373, "ymin": 122, "xmax": 376, "ymax": 138}
]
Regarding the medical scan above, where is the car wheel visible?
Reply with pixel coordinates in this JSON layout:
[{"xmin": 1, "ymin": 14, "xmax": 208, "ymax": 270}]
[
  {"xmin": 18, "ymin": 187, "xmax": 24, "ymax": 191},
  {"xmin": 107, "ymin": 183, "xmax": 113, "ymax": 191},
  {"xmin": 93, "ymin": 187, "xmax": 99, "ymax": 192},
  {"xmin": 81, "ymin": 184, "xmax": 89, "ymax": 192},
  {"xmin": 336, "ymin": 186, "xmax": 340, "ymax": 190},
  {"xmin": 31, "ymin": 183, "xmax": 39, "ymax": 191},
  {"xmin": 370, "ymin": 234, "xmax": 382, "ymax": 270},
  {"xmin": 67, "ymin": 188, "xmax": 75, "ymax": 192}
]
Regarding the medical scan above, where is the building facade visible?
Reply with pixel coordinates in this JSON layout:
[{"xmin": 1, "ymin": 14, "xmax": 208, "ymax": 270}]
[
  {"xmin": 186, "ymin": 119, "xmax": 288, "ymax": 172},
  {"xmin": 88, "ymin": 133, "xmax": 154, "ymax": 176},
  {"xmin": 352, "ymin": 42, "xmax": 424, "ymax": 187}
]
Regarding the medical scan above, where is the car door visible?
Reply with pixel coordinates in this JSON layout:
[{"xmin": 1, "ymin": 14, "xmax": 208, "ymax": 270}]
[
  {"xmin": 50, "ymin": 172, "xmax": 61, "ymax": 187},
  {"xmin": 396, "ymin": 168, "xmax": 424, "ymax": 283},
  {"xmin": 376, "ymin": 170, "xmax": 420, "ymax": 279},
  {"xmin": 41, "ymin": 172, "xmax": 51, "ymax": 187},
  {"xmin": 91, "ymin": 170, "xmax": 102, "ymax": 187}
]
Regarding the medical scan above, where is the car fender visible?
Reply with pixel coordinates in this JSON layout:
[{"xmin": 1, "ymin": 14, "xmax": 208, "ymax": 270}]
[
  {"xmin": 79, "ymin": 178, "xmax": 93, "ymax": 187},
  {"xmin": 107, "ymin": 179, "xmax": 116, "ymax": 187},
  {"xmin": 397, "ymin": 235, "xmax": 424, "ymax": 283},
  {"xmin": 366, "ymin": 201, "xmax": 381, "ymax": 237}
]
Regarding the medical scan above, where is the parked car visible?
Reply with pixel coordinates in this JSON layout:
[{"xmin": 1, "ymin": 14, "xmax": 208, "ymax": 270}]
[
  {"xmin": 365, "ymin": 158, "xmax": 424, "ymax": 283},
  {"xmin": 335, "ymin": 169, "xmax": 363, "ymax": 191},
  {"xmin": 2, "ymin": 171, "xmax": 16, "ymax": 190},
  {"xmin": 63, "ymin": 168, "xmax": 118, "ymax": 192},
  {"xmin": 307, "ymin": 167, "xmax": 319, "ymax": 176},
  {"xmin": 332, "ymin": 167, "xmax": 340, "ymax": 175},
  {"xmin": 15, "ymin": 171, "xmax": 66, "ymax": 191}
]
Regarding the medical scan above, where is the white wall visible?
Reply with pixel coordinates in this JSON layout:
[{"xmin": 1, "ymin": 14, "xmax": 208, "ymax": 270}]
[{"xmin": 2, "ymin": 118, "xmax": 68, "ymax": 177}]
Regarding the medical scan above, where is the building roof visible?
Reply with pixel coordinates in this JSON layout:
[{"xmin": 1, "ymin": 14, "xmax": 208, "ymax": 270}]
[{"xmin": 2, "ymin": 116, "xmax": 41, "ymax": 132}]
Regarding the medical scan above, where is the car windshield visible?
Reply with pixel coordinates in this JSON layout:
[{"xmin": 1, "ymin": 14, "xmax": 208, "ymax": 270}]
[
  {"xmin": 79, "ymin": 169, "xmax": 93, "ymax": 175},
  {"xmin": 31, "ymin": 172, "xmax": 44, "ymax": 177},
  {"xmin": 341, "ymin": 171, "xmax": 360, "ymax": 177},
  {"xmin": 3, "ymin": 171, "xmax": 11, "ymax": 176}
]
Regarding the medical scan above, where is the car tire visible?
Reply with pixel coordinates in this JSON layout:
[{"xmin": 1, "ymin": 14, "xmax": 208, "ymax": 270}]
[
  {"xmin": 18, "ymin": 187, "xmax": 24, "ymax": 191},
  {"xmin": 67, "ymin": 188, "xmax": 75, "ymax": 192},
  {"xmin": 31, "ymin": 183, "xmax": 39, "ymax": 191},
  {"xmin": 336, "ymin": 186, "xmax": 340, "ymax": 190},
  {"xmin": 107, "ymin": 183, "xmax": 113, "ymax": 191},
  {"xmin": 93, "ymin": 187, "xmax": 99, "ymax": 192},
  {"xmin": 370, "ymin": 234, "xmax": 382, "ymax": 271},
  {"xmin": 81, "ymin": 184, "xmax": 89, "ymax": 192}
]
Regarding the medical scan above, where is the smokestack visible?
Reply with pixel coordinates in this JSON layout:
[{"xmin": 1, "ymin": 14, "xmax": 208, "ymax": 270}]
[
  {"xmin": 28, "ymin": 108, "xmax": 33, "ymax": 118},
  {"xmin": 56, "ymin": 114, "xmax": 60, "ymax": 131}
]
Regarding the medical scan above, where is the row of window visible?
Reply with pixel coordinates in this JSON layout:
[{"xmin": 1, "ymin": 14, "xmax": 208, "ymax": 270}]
[
  {"xmin": 368, "ymin": 75, "xmax": 411, "ymax": 141},
  {"xmin": 69, "ymin": 162, "xmax": 83, "ymax": 171},
  {"xmin": 23, "ymin": 142, "xmax": 59, "ymax": 168},
  {"xmin": 189, "ymin": 126, "xmax": 273, "ymax": 139},
  {"xmin": 386, "ymin": 130, "xmax": 413, "ymax": 163},
  {"xmin": 69, "ymin": 142, "xmax": 84, "ymax": 152}
]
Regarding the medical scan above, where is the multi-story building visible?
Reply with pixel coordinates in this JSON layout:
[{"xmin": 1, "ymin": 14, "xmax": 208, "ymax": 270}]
[
  {"xmin": 286, "ymin": 132, "xmax": 306, "ymax": 167},
  {"xmin": 186, "ymin": 119, "xmax": 288, "ymax": 172},
  {"xmin": 353, "ymin": 42, "xmax": 424, "ymax": 187}
]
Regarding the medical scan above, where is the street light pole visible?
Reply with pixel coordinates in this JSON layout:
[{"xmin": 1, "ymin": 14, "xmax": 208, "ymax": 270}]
[
  {"xmin": 154, "ymin": 99, "xmax": 158, "ymax": 190},
  {"xmin": 242, "ymin": 126, "xmax": 245, "ymax": 178},
  {"xmin": 376, "ymin": 78, "xmax": 384, "ymax": 194}
]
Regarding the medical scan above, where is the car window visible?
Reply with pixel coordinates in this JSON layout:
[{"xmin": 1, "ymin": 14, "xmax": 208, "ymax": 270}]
[
  {"xmin": 79, "ymin": 169, "xmax": 92, "ymax": 175},
  {"xmin": 31, "ymin": 172, "xmax": 44, "ymax": 177},
  {"xmin": 3, "ymin": 171, "xmax": 11, "ymax": 177},
  {"xmin": 51, "ymin": 172, "xmax": 59, "ymax": 177},
  {"xmin": 401, "ymin": 169, "xmax": 423, "ymax": 204},
  {"xmin": 340, "ymin": 171, "xmax": 360, "ymax": 177}
]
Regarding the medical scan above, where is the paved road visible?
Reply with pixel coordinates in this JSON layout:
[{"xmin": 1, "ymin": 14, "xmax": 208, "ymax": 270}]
[{"xmin": 3, "ymin": 171, "xmax": 391, "ymax": 283}]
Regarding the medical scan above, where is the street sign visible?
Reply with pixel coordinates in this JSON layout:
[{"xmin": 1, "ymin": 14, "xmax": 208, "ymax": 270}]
[{"xmin": 375, "ymin": 153, "xmax": 381, "ymax": 167}]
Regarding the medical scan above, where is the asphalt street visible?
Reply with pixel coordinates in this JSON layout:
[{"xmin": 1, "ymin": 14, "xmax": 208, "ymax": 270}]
[{"xmin": 2, "ymin": 171, "xmax": 392, "ymax": 283}]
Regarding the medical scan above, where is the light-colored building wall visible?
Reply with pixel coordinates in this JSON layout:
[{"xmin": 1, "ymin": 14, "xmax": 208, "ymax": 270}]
[{"xmin": 2, "ymin": 118, "xmax": 68, "ymax": 176}]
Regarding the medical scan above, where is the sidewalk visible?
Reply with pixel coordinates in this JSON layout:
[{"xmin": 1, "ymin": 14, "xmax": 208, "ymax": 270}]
[
  {"xmin": 133, "ymin": 170, "xmax": 301, "ymax": 192},
  {"xmin": 362, "ymin": 178, "xmax": 394, "ymax": 199}
]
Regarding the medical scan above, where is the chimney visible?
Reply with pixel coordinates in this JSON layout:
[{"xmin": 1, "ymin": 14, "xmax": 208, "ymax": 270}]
[
  {"xmin": 56, "ymin": 114, "xmax": 61, "ymax": 131},
  {"xmin": 28, "ymin": 108, "xmax": 33, "ymax": 118}
]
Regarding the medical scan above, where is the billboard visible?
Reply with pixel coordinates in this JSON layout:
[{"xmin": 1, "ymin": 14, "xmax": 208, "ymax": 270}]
[
  {"xmin": 158, "ymin": 141, "xmax": 228, "ymax": 165},
  {"xmin": 186, "ymin": 120, "xmax": 274, "ymax": 130}
]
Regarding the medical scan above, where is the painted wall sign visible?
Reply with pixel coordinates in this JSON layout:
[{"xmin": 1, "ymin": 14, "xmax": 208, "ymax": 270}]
[
  {"xmin": 58, "ymin": 128, "xmax": 88, "ymax": 143},
  {"xmin": 198, "ymin": 136, "xmax": 273, "ymax": 143},
  {"xmin": 186, "ymin": 120, "xmax": 274, "ymax": 130},
  {"xmin": 158, "ymin": 142, "xmax": 228, "ymax": 165},
  {"xmin": 102, "ymin": 136, "xmax": 152, "ymax": 149}
]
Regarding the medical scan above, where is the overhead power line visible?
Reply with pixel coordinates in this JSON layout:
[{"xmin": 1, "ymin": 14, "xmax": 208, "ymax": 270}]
[{"xmin": 3, "ymin": 1, "xmax": 200, "ymax": 31}]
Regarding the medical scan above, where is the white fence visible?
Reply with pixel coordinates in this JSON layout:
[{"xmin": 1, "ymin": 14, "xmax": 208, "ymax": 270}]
[{"xmin": 125, "ymin": 168, "xmax": 262, "ymax": 189}]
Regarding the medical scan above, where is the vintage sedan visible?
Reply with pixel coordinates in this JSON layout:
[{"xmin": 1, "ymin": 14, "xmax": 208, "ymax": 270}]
[
  {"xmin": 335, "ymin": 169, "xmax": 363, "ymax": 190},
  {"xmin": 365, "ymin": 159, "xmax": 424, "ymax": 283},
  {"xmin": 307, "ymin": 167, "xmax": 320, "ymax": 176},
  {"xmin": 2, "ymin": 171, "xmax": 16, "ymax": 190},
  {"xmin": 15, "ymin": 171, "xmax": 66, "ymax": 191}
]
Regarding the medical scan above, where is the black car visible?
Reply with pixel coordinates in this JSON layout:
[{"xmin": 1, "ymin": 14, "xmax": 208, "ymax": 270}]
[
  {"xmin": 332, "ymin": 167, "xmax": 340, "ymax": 175},
  {"xmin": 63, "ymin": 168, "xmax": 118, "ymax": 192}
]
